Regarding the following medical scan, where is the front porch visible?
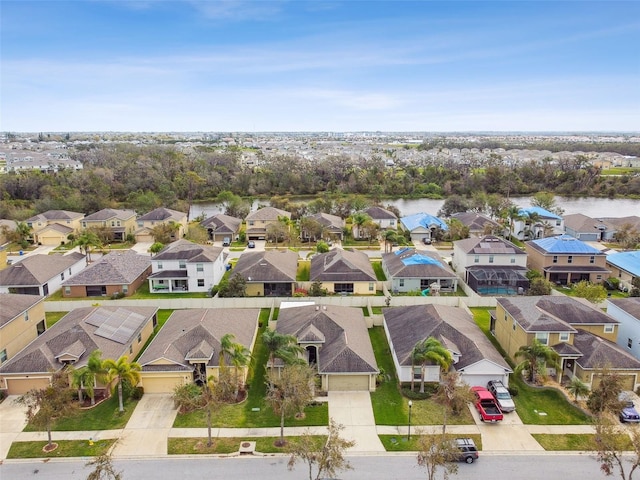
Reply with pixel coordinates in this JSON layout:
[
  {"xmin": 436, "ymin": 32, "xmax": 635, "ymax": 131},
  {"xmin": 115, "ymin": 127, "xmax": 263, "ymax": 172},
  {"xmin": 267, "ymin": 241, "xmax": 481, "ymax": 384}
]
[{"xmin": 148, "ymin": 270, "xmax": 189, "ymax": 293}]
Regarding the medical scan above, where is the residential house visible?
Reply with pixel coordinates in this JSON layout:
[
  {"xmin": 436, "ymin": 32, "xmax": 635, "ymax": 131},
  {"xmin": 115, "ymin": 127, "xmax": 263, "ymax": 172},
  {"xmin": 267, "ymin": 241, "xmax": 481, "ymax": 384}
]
[
  {"xmin": 201, "ymin": 214, "xmax": 242, "ymax": 243},
  {"xmin": 81, "ymin": 208, "xmax": 137, "ymax": 242},
  {"xmin": 564, "ymin": 213, "xmax": 616, "ymax": 242},
  {"xmin": 25, "ymin": 210, "xmax": 84, "ymax": 245},
  {"xmin": 382, "ymin": 248, "xmax": 457, "ymax": 294},
  {"xmin": 138, "ymin": 308, "xmax": 260, "ymax": 393},
  {"xmin": 276, "ymin": 304, "xmax": 378, "ymax": 391},
  {"xmin": 0, "ymin": 219, "xmax": 17, "ymax": 245},
  {"xmin": 452, "ymin": 236, "xmax": 529, "ymax": 295},
  {"xmin": 450, "ymin": 212, "xmax": 502, "ymax": 237},
  {"xmin": 232, "ymin": 249, "xmax": 298, "ymax": 296},
  {"xmin": 0, "ymin": 305, "xmax": 158, "ymax": 395},
  {"xmin": 400, "ymin": 212, "xmax": 448, "ymax": 245},
  {"xmin": 363, "ymin": 206, "xmax": 398, "ymax": 230},
  {"xmin": 0, "ymin": 294, "xmax": 46, "ymax": 366},
  {"xmin": 606, "ymin": 250, "xmax": 640, "ymax": 292},
  {"xmin": 384, "ymin": 305, "xmax": 512, "ymax": 387},
  {"xmin": 300, "ymin": 212, "xmax": 345, "ymax": 241},
  {"xmin": 608, "ymin": 298, "xmax": 640, "ymax": 361},
  {"xmin": 147, "ymin": 239, "xmax": 226, "ymax": 293},
  {"xmin": 245, "ymin": 207, "xmax": 291, "ymax": 241},
  {"xmin": 512, "ymin": 207, "xmax": 564, "ymax": 241},
  {"xmin": 0, "ymin": 252, "xmax": 86, "ymax": 295},
  {"xmin": 526, "ymin": 234, "xmax": 610, "ymax": 285},
  {"xmin": 62, "ymin": 250, "xmax": 151, "ymax": 298},
  {"xmin": 310, "ymin": 249, "xmax": 377, "ymax": 295},
  {"xmin": 134, "ymin": 207, "xmax": 188, "ymax": 243},
  {"xmin": 493, "ymin": 296, "xmax": 640, "ymax": 390}
]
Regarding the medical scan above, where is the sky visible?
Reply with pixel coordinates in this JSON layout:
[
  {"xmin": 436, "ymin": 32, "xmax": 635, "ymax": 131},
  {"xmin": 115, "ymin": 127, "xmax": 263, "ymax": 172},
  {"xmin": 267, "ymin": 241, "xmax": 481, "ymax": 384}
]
[{"xmin": 1, "ymin": 1, "xmax": 639, "ymax": 132}]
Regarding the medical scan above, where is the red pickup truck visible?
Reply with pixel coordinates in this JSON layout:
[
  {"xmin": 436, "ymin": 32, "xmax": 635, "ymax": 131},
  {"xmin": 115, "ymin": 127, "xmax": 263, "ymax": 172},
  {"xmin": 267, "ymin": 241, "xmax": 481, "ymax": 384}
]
[{"xmin": 471, "ymin": 386, "xmax": 503, "ymax": 423}]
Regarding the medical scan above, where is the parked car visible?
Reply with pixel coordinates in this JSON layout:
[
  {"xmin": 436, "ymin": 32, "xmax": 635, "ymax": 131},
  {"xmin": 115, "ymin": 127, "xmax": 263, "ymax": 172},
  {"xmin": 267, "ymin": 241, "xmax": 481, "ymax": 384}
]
[
  {"xmin": 471, "ymin": 386, "xmax": 503, "ymax": 422},
  {"xmin": 247, "ymin": 241, "xmax": 256, "ymax": 248},
  {"xmin": 453, "ymin": 438, "xmax": 479, "ymax": 464},
  {"xmin": 487, "ymin": 380, "xmax": 516, "ymax": 413},
  {"xmin": 619, "ymin": 394, "xmax": 640, "ymax": 423},
  {"xmin": 222, "ymin": 237, "xmax": 231, "ymax": 247}
]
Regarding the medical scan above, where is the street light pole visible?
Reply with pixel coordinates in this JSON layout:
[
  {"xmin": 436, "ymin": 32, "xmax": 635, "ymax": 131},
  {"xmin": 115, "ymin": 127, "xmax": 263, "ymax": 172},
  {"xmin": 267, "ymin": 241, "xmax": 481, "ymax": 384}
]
[{"xmin": 407, "ymin": 400, "xmax": 413, "ymax": 441}]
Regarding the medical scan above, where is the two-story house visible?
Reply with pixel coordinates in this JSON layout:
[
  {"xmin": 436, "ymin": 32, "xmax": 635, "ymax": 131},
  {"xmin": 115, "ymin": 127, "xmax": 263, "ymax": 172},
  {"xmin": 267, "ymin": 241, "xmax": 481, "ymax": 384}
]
[
  {"xmin": 363, "ymin": 206, "xmax": 398, "ymax": 230},
  {"xmin": 512, "ymin": 207, "xmax": 564, "ymax": 241},
  {"xmin": 147, "ymin": 239, "xmax": 226, "ymax": 293},
  {"xmin": 300, "ymin": 212, "xmax": 345, "ymax": 242},
  {"xmin": 526, "ymin": 234, "xmax": 610, "ymax": 285},
  {"xmin": 81, "ymin": 208, "xmax": 137, "ymax": 242},
  {"xmin": 245, "ymin": 207, "xmax": 291, "ymax": 241},
  {"xmin": 608, "ymin": 298, "xmax": 640, "ymax": 361},
  {"xmin": 0, "ymin": 294, "xmax": 47, "ymax": 366},
  {"xmin": 134, "ymin": 207, "xmax": 188, "ymax": 243},
  {"xmin": 25, "ymin": 210, "xmax": 85, "ymax": 246},
  {"xmin": 493, "ymin": 296, "xmax": 640, "ymax": 390},
  {"xmin": 452, "ymin": 236, "xmax": 528, "ymax": 295},
  {"xmin": 606, "ymin": 250, "xmax": 640, "ymax": 293}
]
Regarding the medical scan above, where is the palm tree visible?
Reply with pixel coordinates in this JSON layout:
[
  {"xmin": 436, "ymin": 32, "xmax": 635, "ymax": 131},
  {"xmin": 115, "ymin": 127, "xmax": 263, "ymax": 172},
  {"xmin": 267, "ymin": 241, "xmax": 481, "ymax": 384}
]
[
  {"xmin": 351, "ymin": 212, "xmax": 371, "ymax": 240},
  {"xmin": 229, "ymin": 342, "xmax": 252, "ymax": 393},
  {"xmin": 219, "ymin": 333, "xmax": 235, "ymax": 367},
  {"xmin": 514, "ymin": 339, "xmax": 559, "ymax": 383},
  {"xmin": 13, "ymin": 221, "xmax": 32, "ymax": 249},
  {"xmin": 505, "ymin": 205, "xmax": 523, "ymax": 241},
  {"xmin": 71, "ymin": 350, "xmax": 108, "ymax": 406},
  {"xmin": 415, "ymin": 337, "xmax": 452, "ymax": 394},
  {"xmin": 76, "ymin": 230, "xmax": 101, "ymax": 264},
  {"xmin": 262, "ymin": 330, "xmax": 303, "ymax": 370},
  {"xmin": 383, "ymin": 229, "xmax": 398, "ymax": 253},
  {"xmin": 103, "ymin": 356, "xmax": 142, "ymax": 413},
  {"xmin": 567, "ymin": 376, "xmax": 590, "ymax": 403}
]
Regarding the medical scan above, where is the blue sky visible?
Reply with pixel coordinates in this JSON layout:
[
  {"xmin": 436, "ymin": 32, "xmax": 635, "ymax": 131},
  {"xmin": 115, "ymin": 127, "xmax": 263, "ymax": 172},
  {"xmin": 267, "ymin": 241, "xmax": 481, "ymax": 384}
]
[{"xmin": 1, "ymin": 1, "xmax": 638, "ymax": 132}]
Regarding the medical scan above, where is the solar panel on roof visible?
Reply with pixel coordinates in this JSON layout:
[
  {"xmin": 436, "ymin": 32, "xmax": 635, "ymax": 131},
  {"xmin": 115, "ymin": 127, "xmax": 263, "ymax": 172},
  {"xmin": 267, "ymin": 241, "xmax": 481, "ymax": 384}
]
[{"xmin": 93, "ymin": 308, "xmax": 146, "ymax": 344}]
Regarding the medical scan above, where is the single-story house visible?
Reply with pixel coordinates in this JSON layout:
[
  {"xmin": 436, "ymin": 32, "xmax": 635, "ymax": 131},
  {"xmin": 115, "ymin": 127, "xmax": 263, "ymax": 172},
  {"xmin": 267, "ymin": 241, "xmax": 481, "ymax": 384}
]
[
  {"xmin": 310, "ymin": 249, "xmax": 377, "ymax": 295},
  {"xmin": 138, "ymin": 308, "xmax": 260, "ymax": 393},
  {"xmin": 0, "ymin": 305, "xmax": 158, "ymax": 395},
  {"xmin": 232, "ymin": 249, "xmax": 298, "ymax": 297},
  {"xmin": 382, "ymin": 248, "xmax": 457, "ymax": 294},
  {"xmin": 300, "ymin": 213, "xmax": 345, "ymax": 241},
  {"xmin": 62, "ymin": 250, "xmax": 151, "ymax": 298},
  {"xmin": 384, "ymin": 305, "xmax": 512, "ymax": 387},
  {"xmin": 0, "ymin": 252, "xmax": 86, "ymax": 296},
  {"xmin": 275, "ymin": 304, "xmax": 379, "ymax": 391},
  {"xmin": 400, "ymin": 212, "xmax": 448, "ymax": 245},
  {"xmin": 201, "ymin": 214, "xmax": 243, "ymax": 243},
  {"xmin": 450, "ymin": 212, "xmax": 503, "ymax": 237}
]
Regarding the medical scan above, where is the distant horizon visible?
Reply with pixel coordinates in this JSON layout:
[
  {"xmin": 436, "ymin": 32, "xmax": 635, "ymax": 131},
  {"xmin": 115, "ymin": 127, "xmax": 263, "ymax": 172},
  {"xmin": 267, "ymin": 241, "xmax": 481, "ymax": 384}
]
[{"xmin": 2, "ymin": 1, "xmax": 638, "ymax": 132}]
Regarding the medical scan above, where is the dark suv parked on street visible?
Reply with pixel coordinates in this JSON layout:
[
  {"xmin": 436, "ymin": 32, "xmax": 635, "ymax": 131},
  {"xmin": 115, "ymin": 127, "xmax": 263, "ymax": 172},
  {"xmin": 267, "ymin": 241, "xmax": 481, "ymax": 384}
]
[{"xmin": 454, "ymin": 438, "xmax": 479, "ymax": 464}]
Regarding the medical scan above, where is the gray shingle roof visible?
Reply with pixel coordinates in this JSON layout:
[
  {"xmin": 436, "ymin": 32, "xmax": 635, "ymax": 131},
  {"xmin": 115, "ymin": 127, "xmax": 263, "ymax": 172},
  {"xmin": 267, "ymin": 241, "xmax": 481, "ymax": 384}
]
[
  {"xmin": 609, "ymin": 298, "xmax": 640, "ymax": 319},
  {"xmin": 572, "ymin": 329, "xmax": 640, "ymax": 370},
  {"xmin": 310, "ymin": 249, "xmax": 376, "ymax": 282},
  {"xmin": 308, "ymin": 213, "xmax": 344, "ymax": 230},
  {"xmin": 83, "ymin": 208, "xmax": 136, "ymax": 221},
  {"xmin": 454, "ymin": 235, "xmax": 526, "ymax": 255},
  {"xmin": 138, "ymin": 308, "xmax": 259, "ymax": 370},
  {"xmin": 0, "ymin": 252, "xmax": 86, "ymax": 286},
  {"xmin": 0, "ymin": 293, "xmax": 44, "ymax": 328},
  {"xmin": 233, "ymin": 249, "xmax": 298, "ymax": 283},
  {"xmin": 245, "ymin": 206, "xmax": 290, "ymax": 222},
  {"xmin": 382, "ymin": 248, "xmax": 456, "ymax": 279},
  {"xmin": 136, "ymin": 207, "xmax": 186, "ymax": 222},
  {"xmin": 200, "ymin": 214, "xmax": 242, "ymax": 233},
  {"xmin": 0, "ymin": 306, "xmax": 157, "ymax": 374},
  {"xmin": 154, "ymin": 239, "xmax": 223, "ymax": 263},
  {"xmin": 62, "ymin": 251, "xmax": 151, "ymax": 286},
  {"xmin": 384, "ymin": 305, "xmax": 510, "ymax": 371},
  {"xmin": 276, "ymin": 305, "xmax": 378, "ymax": 374},
  {"xmin": 450, "ymin": 212, "xmax": 501, "ymax": 232},
  {"xmin": 364, "ymin": 206, "xmax": 397, "ymax": 220},
  {"xmin": 26, "ymin": 210, "xmax": 84, "ymax": 223}
]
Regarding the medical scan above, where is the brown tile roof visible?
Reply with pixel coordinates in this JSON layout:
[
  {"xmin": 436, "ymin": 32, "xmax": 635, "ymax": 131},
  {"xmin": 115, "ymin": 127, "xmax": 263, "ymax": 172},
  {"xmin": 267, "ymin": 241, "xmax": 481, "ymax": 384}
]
[
  {"xmin": 62, "ymin": 251, "xmax": 151, "ymax": 286},
  {"xmin": 0, "ymin": 293, "xmax": 44, "ymax": 328},
  {"xmin": 138, "ymin": 308, "xmax": 259, "ymax": 370},
  {"xmin": 310, "ymin": 249, "xmax": 376, "ymax": 282},
  {"xmin": 233, "ymin": 250, "xmax": 298, "ymax": 283},
  {"xmin": 0, "ymin": 252, "xmax": 86, "ymax": 286},
  {"xmin": 276, "ymin": 305, "xmax": 378, "ymax": 374}
]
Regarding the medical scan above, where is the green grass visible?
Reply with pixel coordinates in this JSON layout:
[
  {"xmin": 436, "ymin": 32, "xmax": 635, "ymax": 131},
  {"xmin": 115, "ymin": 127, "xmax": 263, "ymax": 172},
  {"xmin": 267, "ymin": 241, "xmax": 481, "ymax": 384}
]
[
  {"xmin": 372, "ymin": 261, "xmax": 387, "ymax": 281},
  {"xmin": 168, "ymin": 436, "xmax": 327, "ymax": 455},
  {"xmin": 23, "ymin": 395, "xmax": 140, "ymax": 432},
  {"xmin": 45, "ymin": 311, "xmax": 68, "ymax": 328},
  {"xmin": 379, "ymin": 433, "xmax": 482, "ymax": 452},
  {"xmin": 369, "ymin": 326, "xmax": 407, "ymax": 425},
  {"xmin": 297, "ymin": 260, "xmax": 310, "ymax": 281},
  {"xmin": 600, "ymin": 167, "xmax": 640, "ymax": 176},
  {"xmin": 173, "ymin": 314, "xmax": 328, "ymax": 428},
  {"xmin": 7, "ymin": 439, "xmax": 115, "ymax": 458},
  {"xmin": 128, "ymin": 282, "xmax": 209, "ymax": 299},
  {"xmin": 134, "ymin": 309, "xmax": 173, "ymax": 361},
  {"xmin": 531, "ymin": 434, "xmax": 598, "ymax": 451}
]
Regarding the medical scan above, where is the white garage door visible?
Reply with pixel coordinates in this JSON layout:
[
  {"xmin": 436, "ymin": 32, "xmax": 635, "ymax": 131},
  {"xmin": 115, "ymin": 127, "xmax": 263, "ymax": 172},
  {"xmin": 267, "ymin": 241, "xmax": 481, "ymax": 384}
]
[
  {"xmin": 328, "ymin": 375, "xmax": 370, "ymax": 391},
  {"xmin": 462, "ymin": 374, "xmax": 508, "ymax": 389}
]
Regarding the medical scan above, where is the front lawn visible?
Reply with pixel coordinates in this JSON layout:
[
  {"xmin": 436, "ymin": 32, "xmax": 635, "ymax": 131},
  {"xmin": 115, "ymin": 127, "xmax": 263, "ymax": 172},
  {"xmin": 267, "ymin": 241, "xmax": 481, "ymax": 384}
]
[
  {"xmin": 369, "ymin": 327, "xmax": 407, "ymax": 425},
  {"xmin": 168, "ymin": 435, "xmax": 327, "ymax": 455},
  {"xmin": 379, "ymin": 433, "xmax": 482, "ymax": 452},
  {"xmin": 23, "ymin": 395, "xmax": 139, "ymax": 432},
  {"xmin": 7, "ymin": 439, "xmax": 115, "ymax": 458},
  {"xmin": 531, "ymin": 434, "xmax": 598, "ymax": 451}
]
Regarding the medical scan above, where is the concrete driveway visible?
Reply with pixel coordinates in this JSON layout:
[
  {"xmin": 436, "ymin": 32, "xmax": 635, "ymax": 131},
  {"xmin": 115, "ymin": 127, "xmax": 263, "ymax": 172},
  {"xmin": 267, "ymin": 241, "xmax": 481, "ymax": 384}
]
[
  {"xmin": 468, "ymin": 403, "xmax": 544, "ymax": 451},
  {"xmin": 111, "ymin": 394, "xmax": 177, "ymax": 457},
  {"xmin": 328, "ymin": 391, "xmax": 385, "ymax": 452},
  {"xmin": 0, "ymin": 396, "xmax": 29, "ymax": 459}
]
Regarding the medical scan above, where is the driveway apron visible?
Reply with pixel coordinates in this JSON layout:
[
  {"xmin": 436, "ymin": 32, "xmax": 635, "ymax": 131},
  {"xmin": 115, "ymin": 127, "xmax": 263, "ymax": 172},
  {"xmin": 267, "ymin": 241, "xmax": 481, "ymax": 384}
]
[
  {"xmin": 0, "ymin": 396, "xmax": 29, "ymax": 460},
  {"xmin": 111, "ymin": 394, "xmax": 177, "ymax": 457},
  {"xmin": 328, "ymin": 391, "xmax": 385, "ymax": 453}
]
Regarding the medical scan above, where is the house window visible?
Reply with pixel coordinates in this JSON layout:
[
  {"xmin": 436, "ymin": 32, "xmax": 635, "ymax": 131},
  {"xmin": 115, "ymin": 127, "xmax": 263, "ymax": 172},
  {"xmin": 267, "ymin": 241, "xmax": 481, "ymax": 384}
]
[
  {"xmin": 157, "ymin": 262, "xmax": 163, "ymax": 270},
  {"xmin": 589, "ymin": 256, "xmax": 595, "ymax": 264},
  {"xmin": 37, "ymin": 320, "xmax": 45, "ymax": 336},
  {"xmin": 559, "ymin": 332, "xmax": 570, "ymax": 342},
  {"xmin": 390, "ymin": 220, "xmax": 395, "ymax": 225},
  {"xmin": 552, "ymin": 256, "xmax": 558, "ymax": 264},
  {"xmin": 413, "ymin": 367, "xmax": 421, "ymax": 380},
  {"xmin": 138, "ymin": 221, "xmax": 144, "ymax": 227},
  {"xmin": 138, "ymin": 333, "xmax": 142, "ymax": 343},
  {"xmin": 511, "ymin": 257, "xmax": 515, "ymax": 263},
  {"xmin": 556, "ymin": 219, "xmax": 561, "ymax": 226},
  {"xmin": 248, "ymin": 220, "xmax": 254, "ymax": 226},
  {"xmin": 474, "ymin": 255, "xmax": 479, "ymax": 263},
  {"xmin": 179, "ymin": 260, "xmax": 186, "ymax": 269},
  {"xmin": 604, "ymin": 325, "xmax": 614, "ymax": 334},
  {"xmin": 512, "ymin": 321, "xmax": 517, "ymax": 331},
  {"xmin": 596, "ymin": 275, "xmax": 602, "ymax": 280},
  {"xmin": 197, "ymin": 279, "xmax": 205, "ymax": 287},
  {"xmin": 82, "ymin": 221, "xmax": 87, "ymax": 228},
  {"xmin": 535, "ymin": 332, "xmax": 549, "ymax": 345},
  {"xmin": 111, "ymin": 221, "xmax": 115, "ymax": 227},
  {"xmin": 24, "ymin": 312, "xmax": 29, "ymax": 322},
  {"xmin": 369, "ymin": 282, "xmax": 374, "ymax": 291},
  {"xmin": 61, "ymin": 272, "xmax": 65, "ymax": 281},
  {"xmin": 122, "ymin": 285, "xmax": 128, "ymax": 294},
  {"xmin": 129, "ymin": 345, "xmax": 133, "ymax": 355},
  {"xmin": 399, "ymin": 279, "xmax": 405, "ymax": 287},
  {"xmin": 0, "ymin": 349, "xmax": 6, "ymax": 363},
  {"xmin": 64, "ymin": 286, "xmax": 71, "ymax": 294},
  {"xmin": 489, "ymin": 255, "xmax": 494, "ymax": 264},
  {"xmin": 334, "ymin": 283, "xmax": 354, "ymax": 293},
  {"xmin": 196, "ymin": 263, "xmax": 203, "ymax": 272},
  {"xmin": 629, "ymin": 338, "xmax": 633, "ymax": 349},
  {"xmin": 567, "ymin": 256, "xmax": 573, "ymax": 264},
  {"xmin": 68, "ymin": 268, "xmax": 72, "ymax": 275}
]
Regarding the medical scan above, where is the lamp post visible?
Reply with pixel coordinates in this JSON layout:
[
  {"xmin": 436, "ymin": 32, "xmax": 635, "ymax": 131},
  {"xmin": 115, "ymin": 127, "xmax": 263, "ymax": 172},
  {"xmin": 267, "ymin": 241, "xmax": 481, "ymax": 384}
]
[{"xmin": 407, "ymin": 400, "xmax": 413, "ymax": 441}]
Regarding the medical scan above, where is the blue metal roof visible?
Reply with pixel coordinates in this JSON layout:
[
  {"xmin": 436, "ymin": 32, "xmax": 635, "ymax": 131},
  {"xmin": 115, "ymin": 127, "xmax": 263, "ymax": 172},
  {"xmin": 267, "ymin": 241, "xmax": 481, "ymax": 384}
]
[
  {"xmin": 518, "ymin": 206, "xmax": 562, "ymax": 220},
  {"xmin": 606, "ymin": 250, "xmax": 640, "ymax": 275},
  {"xmin": 400, "ymin": 212, "xmax": 448, "ymax": 231},
  {"xmin": 531, "ymin": 234, "xmax": 602, "ymax": 254},
  {"xmin": 395, "ymin": 249, "xmax": 442, "ymax": 266}
]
